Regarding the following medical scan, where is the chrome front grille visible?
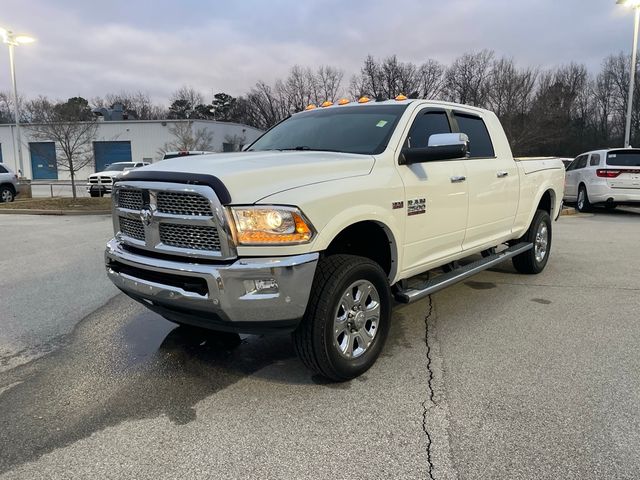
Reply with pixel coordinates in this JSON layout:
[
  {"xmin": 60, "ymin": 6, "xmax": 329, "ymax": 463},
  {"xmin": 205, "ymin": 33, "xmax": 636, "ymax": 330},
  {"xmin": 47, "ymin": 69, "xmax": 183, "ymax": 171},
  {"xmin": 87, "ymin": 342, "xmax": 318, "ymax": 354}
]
[
  {"xmin": 112, "ymin": 181, "xmax": 235, "ymax": 260},
  {"xmin": 119, "ymin": 217, "xmax": 145, "ymax": 241},
  {"xmin": 159, "ymin": 224, "xmax": 220, "ymax": 251},
  {"xmin": 117, "ymin": 189, "xmax": 143, "ymax": 210},
  {"xmin": 156, "ymin": 191, "xmax": 212, "ymax": 216}
]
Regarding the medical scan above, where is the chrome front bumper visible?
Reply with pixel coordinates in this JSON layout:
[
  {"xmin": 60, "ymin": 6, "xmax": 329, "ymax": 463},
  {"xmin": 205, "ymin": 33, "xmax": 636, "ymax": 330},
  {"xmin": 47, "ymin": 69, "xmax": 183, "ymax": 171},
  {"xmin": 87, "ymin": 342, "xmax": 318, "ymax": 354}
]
[{"xmin": 105, "ymin": 238, "xmax": 319, "ymax": 332}]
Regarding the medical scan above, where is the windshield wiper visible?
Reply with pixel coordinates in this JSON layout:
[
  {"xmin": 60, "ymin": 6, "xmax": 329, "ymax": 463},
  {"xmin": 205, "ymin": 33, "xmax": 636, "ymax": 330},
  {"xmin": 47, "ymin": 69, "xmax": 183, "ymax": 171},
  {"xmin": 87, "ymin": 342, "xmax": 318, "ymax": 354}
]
[{"xmin": 280, "ymin": 146, "xmax": 340, "ymax": 152}]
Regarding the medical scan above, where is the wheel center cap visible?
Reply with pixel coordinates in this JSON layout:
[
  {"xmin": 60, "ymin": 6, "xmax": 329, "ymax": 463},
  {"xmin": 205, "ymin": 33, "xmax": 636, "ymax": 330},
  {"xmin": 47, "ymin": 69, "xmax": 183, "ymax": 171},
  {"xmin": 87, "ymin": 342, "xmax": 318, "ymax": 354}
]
[{"xmin": 354, "ymin": 311, "xmax": 366, "ymax": 329}]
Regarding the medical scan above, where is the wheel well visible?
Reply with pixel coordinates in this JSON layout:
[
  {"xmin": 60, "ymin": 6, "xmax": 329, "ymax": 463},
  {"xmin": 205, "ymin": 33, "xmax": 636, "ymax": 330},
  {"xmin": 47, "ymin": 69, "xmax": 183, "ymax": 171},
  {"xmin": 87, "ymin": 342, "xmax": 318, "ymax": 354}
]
[
  {"xmin": 537, "ymin": 189, "xmax": 554, "ymax": 215},
  {"xmin": 325, "ymin": 221, "xmax": 393, "ymax": 277},
  {"xmin": 0, "ymin": 183, "xmax": 16, "ymax": 194}
]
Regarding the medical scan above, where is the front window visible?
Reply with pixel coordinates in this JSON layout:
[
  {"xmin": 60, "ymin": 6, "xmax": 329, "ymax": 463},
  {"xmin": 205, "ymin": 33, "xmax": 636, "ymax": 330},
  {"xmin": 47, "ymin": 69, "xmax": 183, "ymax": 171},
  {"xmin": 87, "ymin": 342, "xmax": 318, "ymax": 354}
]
[{"xmin": 248, "ymin": 105, "xmax": 409, "ymax": 155}]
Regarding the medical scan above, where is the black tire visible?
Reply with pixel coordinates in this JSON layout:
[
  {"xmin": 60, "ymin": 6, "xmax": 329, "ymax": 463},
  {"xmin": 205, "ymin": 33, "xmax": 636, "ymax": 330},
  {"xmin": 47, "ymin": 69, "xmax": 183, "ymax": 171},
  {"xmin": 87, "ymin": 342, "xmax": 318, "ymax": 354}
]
[
  {"xmin": 90, "ymin": 190, "xmax": 100, "ymax": 198},
  {"xmin": 292, "ymin": 254, "xmax": 391, "ymax": 381},
  {"xmin": 576, "ymin": 185, "xmax": 591, "ymax": 212},
  {"xmin": 604, "ymin": 203, "xmax": 617, "ymax": 211},
  {"xmin": 512, "ymin": 209, "xmax": 552, "ymax": 274},
  {"xmin": 0, "ymin": 186, "xmax": 14, "ymax": 203}
]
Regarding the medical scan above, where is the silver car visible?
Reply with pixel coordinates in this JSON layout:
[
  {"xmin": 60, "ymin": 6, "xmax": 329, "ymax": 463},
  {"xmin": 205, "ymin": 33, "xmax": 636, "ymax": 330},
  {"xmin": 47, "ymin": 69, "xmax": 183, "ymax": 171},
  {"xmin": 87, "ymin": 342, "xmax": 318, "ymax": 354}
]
[
  {"xmin": 564, "ymin": 148, "xmax": 640, "ymax": 211},
  {"xmin": 0, "ymin": 163, "xmax": 18, "ymax": 203}
]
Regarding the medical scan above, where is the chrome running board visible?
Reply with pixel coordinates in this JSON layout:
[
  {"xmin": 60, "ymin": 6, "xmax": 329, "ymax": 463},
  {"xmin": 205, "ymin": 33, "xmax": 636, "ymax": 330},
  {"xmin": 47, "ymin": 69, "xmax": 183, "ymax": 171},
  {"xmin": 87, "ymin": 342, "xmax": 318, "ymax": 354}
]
[{"xmin": 395, "ymin": 242, "xmax": 533, "ymax": 304}]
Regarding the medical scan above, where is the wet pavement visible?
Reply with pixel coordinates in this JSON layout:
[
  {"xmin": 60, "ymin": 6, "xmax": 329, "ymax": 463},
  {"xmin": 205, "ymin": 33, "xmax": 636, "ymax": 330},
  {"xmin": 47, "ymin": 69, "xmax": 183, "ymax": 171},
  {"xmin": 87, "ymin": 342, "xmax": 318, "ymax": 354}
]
[{"xmin": 0, "ymin": 208, "xmax": 639, "ymax": 479}]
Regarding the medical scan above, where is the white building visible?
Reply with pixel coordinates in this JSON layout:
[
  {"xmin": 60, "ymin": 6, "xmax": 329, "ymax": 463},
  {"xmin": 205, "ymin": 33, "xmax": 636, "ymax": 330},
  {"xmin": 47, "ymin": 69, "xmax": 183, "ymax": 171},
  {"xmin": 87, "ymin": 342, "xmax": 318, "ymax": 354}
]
[{"xmin": 0, "ymin": 119, "xmax": 263, "ymax": 180}]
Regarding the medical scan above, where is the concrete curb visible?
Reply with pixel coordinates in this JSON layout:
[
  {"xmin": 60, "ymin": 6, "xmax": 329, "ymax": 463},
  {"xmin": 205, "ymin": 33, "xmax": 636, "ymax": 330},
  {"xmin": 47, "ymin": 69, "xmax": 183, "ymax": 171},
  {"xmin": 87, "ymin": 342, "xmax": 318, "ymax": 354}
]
[
  {"xmin": 560, "ymin": 207, "xmax": 577, "ymax": 216},
  {"xmin": 0, "ymin": 209, "xmax": 111, "ymax": 216}
]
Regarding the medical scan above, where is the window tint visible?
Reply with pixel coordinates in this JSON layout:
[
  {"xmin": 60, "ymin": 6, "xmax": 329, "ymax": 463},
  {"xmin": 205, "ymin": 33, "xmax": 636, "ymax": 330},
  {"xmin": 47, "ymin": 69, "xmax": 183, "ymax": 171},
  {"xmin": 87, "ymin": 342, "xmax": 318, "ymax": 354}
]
[
  {"xmin": 589, "ymin": 154, "xmax": 601, "ymax": 166},
  {"xmin": 607, "ymin": 150, "xmax": 640, "ymax": 166},
  {"xmin": 0, "ymin": 165, "xmax": 7, "ymax": 173},
  {"xmin": 454, "ymin": 113, "xmax": 495, "ymax": 158},
  {"xmin": 576, "ymin": 155, "xmax": 588, "ymax": 169},
  {"xmin": 406, "ymin": 111, "xmax": 451, "ymax": 149}
]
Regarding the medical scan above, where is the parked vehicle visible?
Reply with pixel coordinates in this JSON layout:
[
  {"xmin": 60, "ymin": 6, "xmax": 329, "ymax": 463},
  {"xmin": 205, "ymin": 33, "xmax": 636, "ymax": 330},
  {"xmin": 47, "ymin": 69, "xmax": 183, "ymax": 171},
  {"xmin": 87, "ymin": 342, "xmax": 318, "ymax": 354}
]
[
  {"xmin": 564, "ymin": 148, "xmax": 640, "ymax": 211},
  {"xmin": 161, "ymin": 151, "xmax": 214, "ymax": 160},
  {"xmin": 87, "ymin": 162, "xmax": 149, "ymax": 197},
  {"xmin": 0, "ymin": 163, "xmax": 19, "ymax": 203},
  {"xmin": 104, "ymin": 98, "xmax": 564, "ymax": 381}
]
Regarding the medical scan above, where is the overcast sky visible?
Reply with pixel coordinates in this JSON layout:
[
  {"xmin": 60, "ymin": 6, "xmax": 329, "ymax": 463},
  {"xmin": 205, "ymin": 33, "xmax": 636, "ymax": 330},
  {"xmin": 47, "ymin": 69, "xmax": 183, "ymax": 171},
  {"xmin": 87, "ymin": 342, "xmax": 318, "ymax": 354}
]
[{"xmin": 1, "ymin": 0, "xmax": 636, "ymax": 104}]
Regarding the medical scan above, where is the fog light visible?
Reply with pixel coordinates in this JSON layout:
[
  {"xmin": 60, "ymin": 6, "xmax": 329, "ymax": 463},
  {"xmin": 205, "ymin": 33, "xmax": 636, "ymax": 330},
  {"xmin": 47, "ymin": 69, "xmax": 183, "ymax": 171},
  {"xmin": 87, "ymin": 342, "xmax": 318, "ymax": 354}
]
[{"xmin": 244, "ymin": 279, "xmax": 279, "ymax": 295}]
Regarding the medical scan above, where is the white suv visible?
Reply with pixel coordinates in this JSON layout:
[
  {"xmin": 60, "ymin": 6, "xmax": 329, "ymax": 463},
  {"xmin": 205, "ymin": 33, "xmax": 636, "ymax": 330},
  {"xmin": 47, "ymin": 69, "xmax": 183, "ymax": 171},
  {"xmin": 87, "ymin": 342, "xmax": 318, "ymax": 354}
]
[{"xmin": 564, "ymin": 148, "xmax": 640, "ymax": 211}]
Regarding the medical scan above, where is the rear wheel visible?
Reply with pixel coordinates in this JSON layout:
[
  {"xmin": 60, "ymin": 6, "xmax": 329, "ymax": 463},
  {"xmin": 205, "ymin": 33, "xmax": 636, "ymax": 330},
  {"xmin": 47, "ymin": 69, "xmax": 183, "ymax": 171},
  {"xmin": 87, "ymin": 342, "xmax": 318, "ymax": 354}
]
[
  {"xmin": 89, "ymin": 190, "xmax": 100, "ymax": 198},
  {"xmin": 0, "ymin": 186, "xmax": 14, "ymax": 203},
  {"xmin": 292, "ymin": 254, "xmax": 391, "ymax": 381},
  {"xmin": 576, "ymin": 185, "xmax": 591, "ymax": 212},
  {"xmin": 512, "ymin": 209, "xmax": 552, "ymax": 274}
]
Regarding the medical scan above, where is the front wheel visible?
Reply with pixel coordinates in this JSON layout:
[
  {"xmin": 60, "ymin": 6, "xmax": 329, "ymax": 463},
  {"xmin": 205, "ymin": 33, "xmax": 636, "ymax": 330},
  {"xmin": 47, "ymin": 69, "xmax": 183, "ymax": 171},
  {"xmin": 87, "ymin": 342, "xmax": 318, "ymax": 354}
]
[
  {"xmin": 512, "ymin": 209, "xmax": 552, "ymax": 274},
  {"xmin": 0, "ymin": 186, "xmax": 15, "ymax": 203},
  {"xmin": 293, "ymin": 254, "xmax": 391, "ymax": 381}
]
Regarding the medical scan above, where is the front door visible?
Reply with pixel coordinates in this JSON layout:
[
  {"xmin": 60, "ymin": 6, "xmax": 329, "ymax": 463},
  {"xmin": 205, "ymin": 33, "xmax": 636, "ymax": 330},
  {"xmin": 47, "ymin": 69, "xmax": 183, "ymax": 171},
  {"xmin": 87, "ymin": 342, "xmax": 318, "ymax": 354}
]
[
  {"xmin": 396, "ymin": 108, "xmax": 469, "ymax": 275},
  {"xmin": 564, "ymin": 154, "xmax": 588, "ymax": 200}
]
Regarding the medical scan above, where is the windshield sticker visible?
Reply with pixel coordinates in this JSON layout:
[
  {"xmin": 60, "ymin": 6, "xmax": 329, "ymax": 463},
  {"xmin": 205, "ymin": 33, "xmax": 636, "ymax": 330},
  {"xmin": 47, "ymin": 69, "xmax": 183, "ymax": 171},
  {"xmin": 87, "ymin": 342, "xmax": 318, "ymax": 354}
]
[
  {"xmin": 376, "ymin": 120, "xmax": 388, "ymax": 128},
  {"xmin": 609, "ymin": 154, "xmax": 616, "ymax": 158}
]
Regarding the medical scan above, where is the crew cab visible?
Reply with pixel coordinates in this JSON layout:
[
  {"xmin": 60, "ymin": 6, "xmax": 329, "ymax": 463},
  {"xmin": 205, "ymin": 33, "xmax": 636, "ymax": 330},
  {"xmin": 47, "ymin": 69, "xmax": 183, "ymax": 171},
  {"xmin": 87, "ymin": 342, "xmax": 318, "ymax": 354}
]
[
  {"xmin": 88, "ymin": 162, "xmax": 149, "ymax": 197},
  {"xmin": 564, "ymin": 148, "xmax": 640, "ymax": 211},
  {"xmin": 104, "ymin": 98, "xmax": 564, "ymax": 381}
]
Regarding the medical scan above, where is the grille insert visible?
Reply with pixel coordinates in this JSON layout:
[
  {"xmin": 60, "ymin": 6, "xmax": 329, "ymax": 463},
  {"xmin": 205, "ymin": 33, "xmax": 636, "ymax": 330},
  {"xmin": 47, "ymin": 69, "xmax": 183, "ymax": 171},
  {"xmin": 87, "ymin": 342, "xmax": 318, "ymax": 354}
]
[
  {"xmin": 119, "ymin": 217, "xmax": 145, "ymax": 241},
  {"xmin": 156, "ymin": 191, "xmax": 212, "ymax": 216},
  {"xmin": 118, "ymin": 189, "xmax": 143, "ymax": 210},
  {"xmin": 159, "ymin": 224, "xmax": 220, "ymax": 251}
]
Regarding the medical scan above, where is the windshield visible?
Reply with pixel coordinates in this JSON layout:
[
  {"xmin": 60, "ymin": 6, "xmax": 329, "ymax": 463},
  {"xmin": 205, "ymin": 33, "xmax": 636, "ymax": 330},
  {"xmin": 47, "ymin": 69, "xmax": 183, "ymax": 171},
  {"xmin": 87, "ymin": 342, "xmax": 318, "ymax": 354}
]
[
  {"xmin": 248, "ymin": 104, "xmax": 409, "ymax": 155},
  {"xmin": 607, "ymin": 150, "xmax": 640, "ymax": 167},
  {"xmin": 104, "ymin": 163, "xmax": 133, "ymax": 172}
]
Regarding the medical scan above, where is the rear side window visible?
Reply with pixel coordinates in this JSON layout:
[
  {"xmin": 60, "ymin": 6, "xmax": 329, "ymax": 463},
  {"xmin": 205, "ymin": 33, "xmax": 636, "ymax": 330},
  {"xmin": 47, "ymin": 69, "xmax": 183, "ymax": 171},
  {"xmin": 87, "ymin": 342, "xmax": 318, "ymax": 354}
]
[
  {"xmin": 607, "ymin": 151, "xmax": 640, "ymax": 167},
  {"xmin": 406, "ymin": 111, "xmax": 451, "ymax": 149},
  {"xmin": 589, "ymin": 154, "xmax": 601, "ymax": 166},
  {"xmin": 0, "ymin": 165, "xmax": 7, "ymax": 173},
  {"xmin": 454, "ymin": 113, "xmax": 495, "ymax": 158}
]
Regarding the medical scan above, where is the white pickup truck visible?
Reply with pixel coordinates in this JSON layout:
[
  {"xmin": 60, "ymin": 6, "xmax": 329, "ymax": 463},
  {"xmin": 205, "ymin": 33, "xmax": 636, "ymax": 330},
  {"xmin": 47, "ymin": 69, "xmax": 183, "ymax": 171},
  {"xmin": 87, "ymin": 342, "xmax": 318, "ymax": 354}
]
[{"xmin": 105, "ymin": 98, "xmax": 564, "ymax": 381}]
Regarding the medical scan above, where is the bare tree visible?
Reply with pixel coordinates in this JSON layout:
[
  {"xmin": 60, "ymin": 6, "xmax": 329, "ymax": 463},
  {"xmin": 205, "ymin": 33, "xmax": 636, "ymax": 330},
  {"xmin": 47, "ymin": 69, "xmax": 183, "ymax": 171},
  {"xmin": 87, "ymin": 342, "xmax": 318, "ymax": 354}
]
[
  {"xmin": 443, "ymin": 50, "xmax": 495, "ymax": 106},
  {"xmin": 28, "ymin": 98, "xmax": 98, "ymax": 198},
  {"xmin": 417, "ymin": 60, "xmax": 445, "ymax": 99},
  {"xmin": 159, "ymin": 121, "xmax": 215, "ymax": 154}
]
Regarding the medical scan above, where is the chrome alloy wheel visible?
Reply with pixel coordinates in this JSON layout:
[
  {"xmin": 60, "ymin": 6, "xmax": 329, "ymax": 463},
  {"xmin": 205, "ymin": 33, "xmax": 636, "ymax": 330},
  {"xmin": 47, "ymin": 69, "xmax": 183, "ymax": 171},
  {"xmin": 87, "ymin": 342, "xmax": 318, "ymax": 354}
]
[
  {"xmin": 1, "ymin": 189, "xmax": 13, "ymax": 202},
  {"xmin": 534, "ymin": 222, "xmax": 549, "ymax": 263},
  {"xmin": 577, "ymin": 189, "xmax": 585, "ymax": 210},
  {"xmin": 333, "ymin": 280, "xmax": 380, "ymax": 359}
]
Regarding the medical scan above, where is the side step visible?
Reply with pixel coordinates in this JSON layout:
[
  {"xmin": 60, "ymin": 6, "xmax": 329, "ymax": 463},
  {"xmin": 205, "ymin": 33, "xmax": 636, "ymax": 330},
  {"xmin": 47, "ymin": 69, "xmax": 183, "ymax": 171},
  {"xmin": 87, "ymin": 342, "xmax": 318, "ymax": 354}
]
[{"xmin": 395, "ymin": 242, "xmax": 533, "ymax": 304}]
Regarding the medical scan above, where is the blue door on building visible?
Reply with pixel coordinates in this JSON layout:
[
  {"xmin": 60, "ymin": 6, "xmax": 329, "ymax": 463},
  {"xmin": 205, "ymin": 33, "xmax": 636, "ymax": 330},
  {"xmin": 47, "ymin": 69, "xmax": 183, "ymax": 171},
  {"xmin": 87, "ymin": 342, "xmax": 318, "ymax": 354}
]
[
  {"xmin": 94, "ymin": 141, "xmax": 132, "ymax": 172},
  {"xmin": 29, "ymin": 142, "xmax": 58, "ymax": 180}
]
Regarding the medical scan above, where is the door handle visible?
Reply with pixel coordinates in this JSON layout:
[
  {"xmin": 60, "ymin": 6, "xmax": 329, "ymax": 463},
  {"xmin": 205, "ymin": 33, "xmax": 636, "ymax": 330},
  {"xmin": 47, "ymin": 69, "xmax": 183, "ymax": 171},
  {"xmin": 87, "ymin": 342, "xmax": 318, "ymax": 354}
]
[
  {"xmin": 497, "ymin": 171, "xmax": 509, "ymax": 178},
  {"xmin": 450, "ymin": 175, "xmax": 466, "ymax": 183}
]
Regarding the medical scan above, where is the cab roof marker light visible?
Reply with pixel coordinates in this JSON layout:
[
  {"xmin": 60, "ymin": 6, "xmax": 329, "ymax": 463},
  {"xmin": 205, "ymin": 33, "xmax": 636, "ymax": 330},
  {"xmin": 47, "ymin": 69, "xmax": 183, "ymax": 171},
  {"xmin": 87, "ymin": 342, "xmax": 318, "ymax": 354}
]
[
  {"xmin": 395, "ymin": 94, "xmax": 408, "ymax": 101},
  {"xmin": 321, "ymin": 101, "xmax": 333, "ymax": 107},
  {"xmin": 357, "ymin": 96, "xmax": 371, "ymax": 103},
  {"xmin": 337, "ymin": 98, "xmax": 350, "ymax": 105},
  {"xmin": 305, "ymin": 104, "xmax": 317, "ymax": 110}
]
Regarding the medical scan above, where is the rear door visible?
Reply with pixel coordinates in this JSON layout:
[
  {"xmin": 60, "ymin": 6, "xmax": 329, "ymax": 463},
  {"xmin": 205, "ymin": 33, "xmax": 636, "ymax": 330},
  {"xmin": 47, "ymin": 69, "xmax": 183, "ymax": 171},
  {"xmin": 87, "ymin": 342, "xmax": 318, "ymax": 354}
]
[
  {"xmin": 603, "ymin": 150, "xmax": 640, "ymax": 189},
  {"xmin": 454, "ymin": 112, "xmax": 519, "ymax": 250}
]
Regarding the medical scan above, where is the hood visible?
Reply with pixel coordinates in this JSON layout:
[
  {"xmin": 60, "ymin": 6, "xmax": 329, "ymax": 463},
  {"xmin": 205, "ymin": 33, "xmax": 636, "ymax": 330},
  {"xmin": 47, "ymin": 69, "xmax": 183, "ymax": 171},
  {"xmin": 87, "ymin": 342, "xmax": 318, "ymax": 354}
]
[
  {"xmin": 140, "ymin": 151, "xmax": 375, "ymax": 203},
  {"xmin": 91, "ymin": 170, "xmax": 124, "ymax": 178}
]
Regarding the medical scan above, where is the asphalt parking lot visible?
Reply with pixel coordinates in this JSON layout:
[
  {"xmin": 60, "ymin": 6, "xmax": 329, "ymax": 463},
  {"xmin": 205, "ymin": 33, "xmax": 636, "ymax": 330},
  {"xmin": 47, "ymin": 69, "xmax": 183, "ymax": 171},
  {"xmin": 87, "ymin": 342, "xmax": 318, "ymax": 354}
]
[{"xmin": 0, "ymin": 208, "xmax": 639, "ymax": 479}]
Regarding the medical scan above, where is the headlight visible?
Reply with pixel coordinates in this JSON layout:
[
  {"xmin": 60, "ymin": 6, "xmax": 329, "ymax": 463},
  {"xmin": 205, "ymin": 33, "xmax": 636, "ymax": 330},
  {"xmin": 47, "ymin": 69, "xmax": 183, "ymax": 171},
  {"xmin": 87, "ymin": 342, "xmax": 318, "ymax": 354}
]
[{"xmin": 229, "ymin": 206, "xmax": 314, "ymax": 245}]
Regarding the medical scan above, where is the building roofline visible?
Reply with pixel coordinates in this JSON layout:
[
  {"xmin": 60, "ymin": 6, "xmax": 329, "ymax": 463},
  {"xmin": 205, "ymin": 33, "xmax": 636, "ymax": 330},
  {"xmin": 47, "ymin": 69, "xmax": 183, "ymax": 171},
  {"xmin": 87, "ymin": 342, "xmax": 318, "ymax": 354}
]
[{"xmin": 0, "ymin": 119, "xmax": 263, "ymax": 132}]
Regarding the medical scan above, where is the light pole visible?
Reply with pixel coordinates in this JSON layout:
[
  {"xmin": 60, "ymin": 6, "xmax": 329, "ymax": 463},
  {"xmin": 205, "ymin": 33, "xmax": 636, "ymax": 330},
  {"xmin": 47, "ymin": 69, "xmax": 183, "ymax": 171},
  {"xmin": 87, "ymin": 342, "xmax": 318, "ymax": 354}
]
[
  {"xmin": 0, "ymin": 28, "xmax": 35, "ymax": 177},
  {"xmin": 617, "ymin": 0, "xmax": 640, "ymax": 147}
]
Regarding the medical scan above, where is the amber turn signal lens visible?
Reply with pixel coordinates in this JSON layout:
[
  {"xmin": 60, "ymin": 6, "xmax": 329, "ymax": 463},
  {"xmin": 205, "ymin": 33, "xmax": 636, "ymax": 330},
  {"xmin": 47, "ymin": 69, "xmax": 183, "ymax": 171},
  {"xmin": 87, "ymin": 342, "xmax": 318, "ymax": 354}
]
[
  {"xmin": 337, "ymin": 98, "xmax": 349, "ymax": 105},
  {"xmin": 357, "ymin": 96, "xmax": 371, "ymax": 103},
  {"xmin": 305, "ymin": 104, "xmax": 317, "ymax": 110},
  {"xmin": 321, "ymin": 101, "xmax": 333, "ymax": 107},
  {"xmin": 395, "ymin": 94, "xmax": 408, "ymax": 101}
]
